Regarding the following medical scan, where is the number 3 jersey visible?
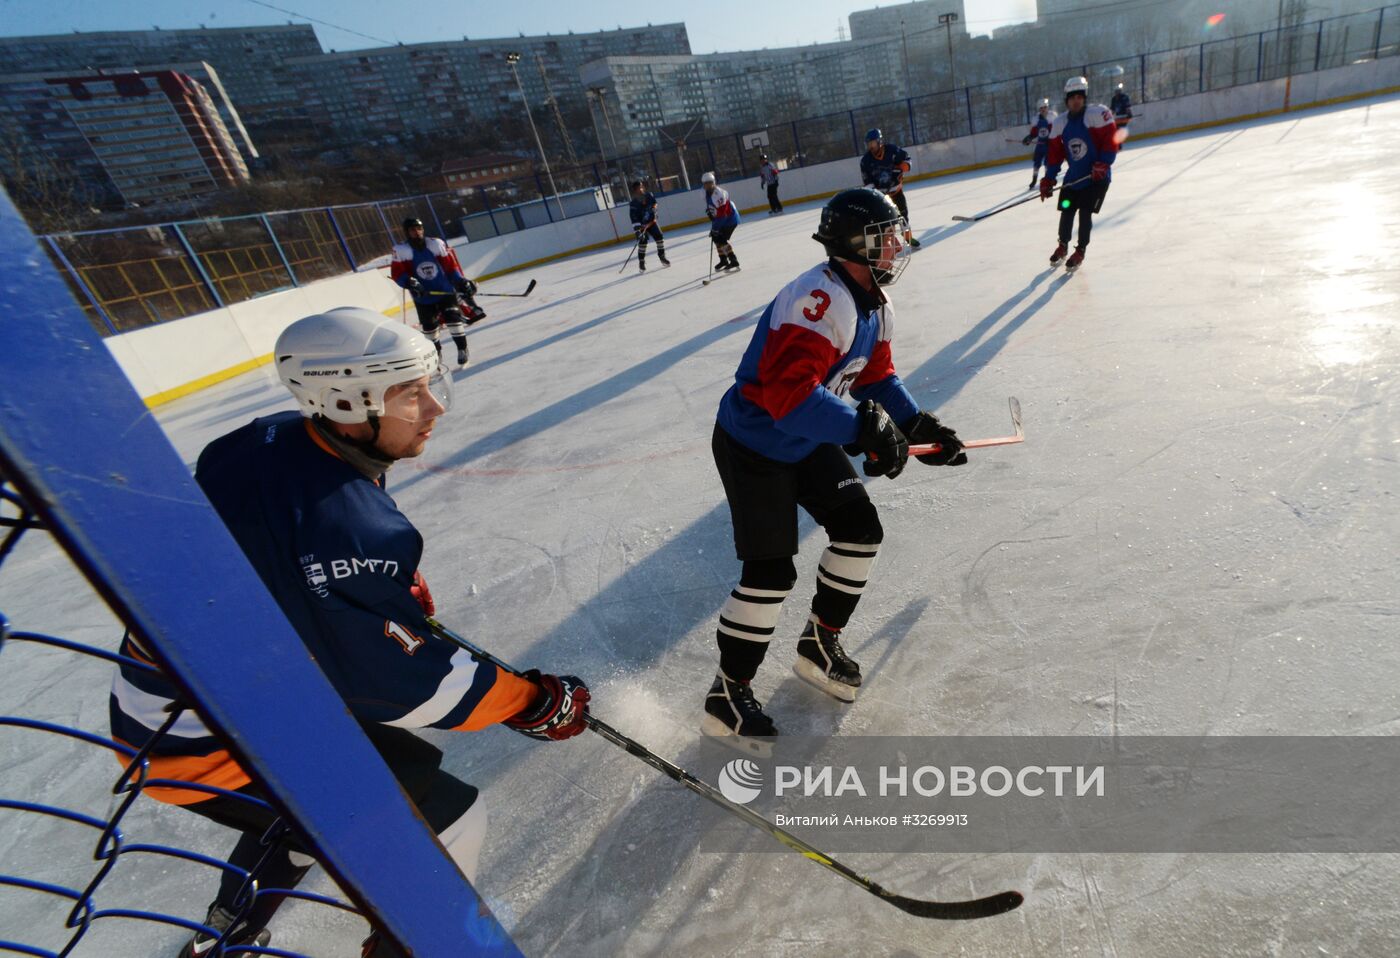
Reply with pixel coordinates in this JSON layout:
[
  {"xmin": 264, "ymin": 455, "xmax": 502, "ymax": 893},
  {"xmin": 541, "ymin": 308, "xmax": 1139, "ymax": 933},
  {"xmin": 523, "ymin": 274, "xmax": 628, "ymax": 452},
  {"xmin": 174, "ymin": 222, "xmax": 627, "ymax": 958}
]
[{"xmin": 717, "ymin": 259, "xmax": 919, "ymax": 463}]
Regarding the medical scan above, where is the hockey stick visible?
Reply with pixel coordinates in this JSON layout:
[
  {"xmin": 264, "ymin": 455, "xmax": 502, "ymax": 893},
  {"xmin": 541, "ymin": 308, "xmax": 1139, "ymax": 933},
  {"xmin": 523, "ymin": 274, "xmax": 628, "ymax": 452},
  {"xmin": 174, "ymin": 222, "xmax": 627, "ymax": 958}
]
[
  {"xmin": 701, "ymin": 233, "xmax": 715, "ymax": 286},
  {"xmin": 618, "ymin": 232, "xmax": 644, "ymax": 274},
  {"xmin": 477, "ymin": 279, "xmax": 537, "ymax": 298},
  {"xmin": 908, "ymin": 397, "xmax": 1023, "ymax": 457},
  {"xmin": 951, "ymin": 176, "xmax": 1088, "ymax": 222},
  {"xmin": 424, "ymin": 618, "xmax": 1023, "ymax": 920}
]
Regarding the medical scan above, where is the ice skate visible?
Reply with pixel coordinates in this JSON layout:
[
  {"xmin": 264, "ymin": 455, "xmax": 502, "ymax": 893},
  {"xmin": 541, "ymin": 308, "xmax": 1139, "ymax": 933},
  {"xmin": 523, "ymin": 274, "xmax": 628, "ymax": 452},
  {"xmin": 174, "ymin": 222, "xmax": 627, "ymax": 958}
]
[
  {"xmin": 702, "ymin": 672, "xmax": 777, "ymax": 757},
  {"xmin": 178, "ymin": 904, "xmax": 271, "ymax": 958},
  {"xmin": 1049, "ymin": 241, "xmax": 1068, "ymax": 266},
  {"xmin": 456, "ymin": 345, "xmax": 469, "ymax": 367},
  {"xmin": 1065, "ymin": 246, "xmax": 1086, "ymax": 272},
  {"xmin": 793, "ymin": 616, "xmax": 861, "ymax": 702}
]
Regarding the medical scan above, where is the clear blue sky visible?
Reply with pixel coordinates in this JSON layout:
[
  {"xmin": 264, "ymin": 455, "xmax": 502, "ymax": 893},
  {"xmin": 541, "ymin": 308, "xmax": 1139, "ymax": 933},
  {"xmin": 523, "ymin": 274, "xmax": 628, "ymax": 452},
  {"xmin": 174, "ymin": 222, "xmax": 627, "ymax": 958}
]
[{"xmin": 0, "ymin": 0, "xmax": 1038, "ymax": 51}]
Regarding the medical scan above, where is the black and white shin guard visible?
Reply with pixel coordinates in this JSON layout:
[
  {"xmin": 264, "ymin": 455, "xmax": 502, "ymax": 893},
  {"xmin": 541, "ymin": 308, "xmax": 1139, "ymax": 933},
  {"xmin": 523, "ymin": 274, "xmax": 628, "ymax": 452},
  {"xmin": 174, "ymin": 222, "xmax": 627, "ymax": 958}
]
[{"xmin": 716, "ymin": 581, "xmax": 792, "ymax": 680}]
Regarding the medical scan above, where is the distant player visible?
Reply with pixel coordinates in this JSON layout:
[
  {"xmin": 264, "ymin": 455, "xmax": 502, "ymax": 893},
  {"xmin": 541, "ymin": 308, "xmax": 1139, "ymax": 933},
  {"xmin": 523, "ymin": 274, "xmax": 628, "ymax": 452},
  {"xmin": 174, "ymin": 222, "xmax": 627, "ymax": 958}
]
[
  {"xmin": 1110, "ymin": 82, "xmax": 1133, "ymax": 126},
  {"xmin": 112, "ymin": 308, "xmax": 591, "ymax": 957},
  {"xmin": 758, "ymin": 154, "xmax": 783, "ymax": 214},
  {"xmin": 629, "ymin": 179, "xmax": 670, "ymax": 271},
  {"xmin": 1040, "ymin": 76, "xmax": 1118, "ymax": 272},
  {"xmin": 704, "ymin": 188, "xmax": 967, "ymax": 753},
  {"xmin": 703, "ymin": 171, "xmax": 741, "ymax": 271},
  {"xmin": 391, "ymin": 216, "xmax": 483, "ymax": 367},
  {"xmin": 859, "ymin": 129, "xmax": 921, "ymax": 248},
  {"xmin": 1021, "ymin": 98, "xmax": 1056, "ymax": 190}
]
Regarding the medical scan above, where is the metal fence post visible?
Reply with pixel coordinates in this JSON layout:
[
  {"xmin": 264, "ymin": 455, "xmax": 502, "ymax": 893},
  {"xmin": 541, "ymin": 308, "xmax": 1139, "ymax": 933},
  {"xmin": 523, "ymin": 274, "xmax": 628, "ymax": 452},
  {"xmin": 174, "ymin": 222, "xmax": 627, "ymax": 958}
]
[
  {"xmin": 325, "ymin": 207, "xmax": 357, "ymax": 269},
  {"xmin": 1314, "ymin": 19, "xmax": 1324, "ymax": 71},
  {"xmin": 735, "ymin": 134, "xmax": 747, "ymax": 176},
  {"xmin": 791, "ymin": 121, "xmax": 803, "ymax": 166},
  {"xmin": 260, "ymin": 214, "xmax": 298, "ymax": 288},
  {"xmin": 170, "ymin": 223, "xmax": 224, "ymax": 308},
  {"xmin": 1141, "ymin": 53, "xmax": 1148, "ymax": 101},
  {"xmin": 849, "ymin": 111, "xmax": 860, "ymax": 154},
  {"xmin": 43, "ymin": 235, "xmax": 116, "ymax": 335},
  {"xmin": 481, "ymin": 187, "xmax": 501, "ymax": 238},
  {"xmin": 372, "ymin": 202, "xmax": 394, "ymax": 244},
  {"xmin": 1022, "ymin": 75, "xmax": 1031, "ymax": 125},
  {"xmin": 650, "ymin": 151, "xmax": 661, "ymax": 185},
  {"xmin": 964, "ymin": 87, "xmax": 974, "ymax": 136},
  {"xmin": 535, "ymin": 172, "xmax": 555, "ymax": 223},
  {"xmin": 1375, "ymin": 7, "xmax": 1385, "ymax": 60},
  {"xmin": 425, "ymin": 195, "xmax": 446, "ymax": 238},
  {"xmin": 907, "ymin": 97, "xmax": 919, "ymax": 144},
  {"xmin": 1257, "ymin": 30, "xmax": 1265, "ymax": 82},
  {"xmin": 1199, "ymin": 42, "xmax": 1206, "ymax": 92}
]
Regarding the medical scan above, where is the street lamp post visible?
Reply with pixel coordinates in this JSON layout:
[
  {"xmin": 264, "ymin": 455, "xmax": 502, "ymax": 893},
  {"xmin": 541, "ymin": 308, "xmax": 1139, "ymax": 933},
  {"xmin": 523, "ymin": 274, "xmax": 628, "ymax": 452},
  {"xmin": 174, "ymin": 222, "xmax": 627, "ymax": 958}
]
[
  {"xmin": 505, "ymin": 51, "xmax": 565, "ymax": 220},
  {"xmin": 939, "ymin": 12, "xmax": 960, "ymax": 92}
]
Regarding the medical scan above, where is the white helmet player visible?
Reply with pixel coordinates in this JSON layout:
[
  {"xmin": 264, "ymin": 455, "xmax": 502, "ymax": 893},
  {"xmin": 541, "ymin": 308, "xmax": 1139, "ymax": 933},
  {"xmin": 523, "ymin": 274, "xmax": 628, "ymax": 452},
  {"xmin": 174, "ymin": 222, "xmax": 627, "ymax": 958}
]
[
  {"xmin": 1064, "ymin": 75, "xmax": 1089, "ymax": 98},
  {"xmin": 701, "ymin": 171, "xmax": 716, "ymax": 185},
  {"xmin": 275, "ymin": 307, "xmax": 451, "ymax": 425},
  {"xmin": 1037, "ymin": 97, "xmax": 1050, "ymax": 111}
]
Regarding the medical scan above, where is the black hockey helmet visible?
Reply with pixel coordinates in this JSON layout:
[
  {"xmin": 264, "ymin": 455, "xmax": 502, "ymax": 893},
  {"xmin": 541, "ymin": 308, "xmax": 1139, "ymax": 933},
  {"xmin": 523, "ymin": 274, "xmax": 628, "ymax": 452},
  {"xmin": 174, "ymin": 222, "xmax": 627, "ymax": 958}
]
[
  {"xmin": 813, "ymin": 188, "xmax": 909, "ymax": 286},
  {"xmin": 402, "ymin": 216, "xmax": 424, "ymax": 231},
  {"xmin": 629, "ymin": 178, "xmax": 645, "ymax": 191}
]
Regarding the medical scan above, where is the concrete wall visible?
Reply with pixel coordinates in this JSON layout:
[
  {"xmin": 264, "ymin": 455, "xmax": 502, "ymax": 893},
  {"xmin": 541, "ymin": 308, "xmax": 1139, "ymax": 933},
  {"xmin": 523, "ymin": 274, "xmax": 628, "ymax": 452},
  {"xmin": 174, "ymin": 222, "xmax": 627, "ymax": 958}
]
[{"xmin": 112, "ymin": 55, "xmax": 1400, "ymax": 405}]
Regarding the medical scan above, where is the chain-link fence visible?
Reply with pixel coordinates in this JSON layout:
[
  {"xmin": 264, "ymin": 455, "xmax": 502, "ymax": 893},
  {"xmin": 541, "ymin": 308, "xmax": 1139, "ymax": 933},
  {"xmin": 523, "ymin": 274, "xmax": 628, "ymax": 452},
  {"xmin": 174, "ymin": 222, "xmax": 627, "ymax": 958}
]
[{"xmin": 43, "ymin": 5, "xmax": 1396, "ymax": 336}]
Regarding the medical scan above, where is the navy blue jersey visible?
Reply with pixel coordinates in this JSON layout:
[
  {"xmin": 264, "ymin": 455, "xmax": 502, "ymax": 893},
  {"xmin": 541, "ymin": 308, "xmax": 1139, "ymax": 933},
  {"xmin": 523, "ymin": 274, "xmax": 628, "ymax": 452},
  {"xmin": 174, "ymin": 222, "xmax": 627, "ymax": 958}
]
[
  {"xmin": 717, "ymin": 261, "xmax": 918, "ymax": 463},
  {"xmin": 391, "ymin": 237, "xmax": 466, "ymax": 304},
  {"xmin": 629, "ymin": 191, "xmax": 658, "ymax": 228},
  {"xmin": 109, "ymin": 412, "xmax": 535, "ymax": 804},
  {"xmin": 860, "ymin": 144, "xmax": 912, "ymax": 195}
]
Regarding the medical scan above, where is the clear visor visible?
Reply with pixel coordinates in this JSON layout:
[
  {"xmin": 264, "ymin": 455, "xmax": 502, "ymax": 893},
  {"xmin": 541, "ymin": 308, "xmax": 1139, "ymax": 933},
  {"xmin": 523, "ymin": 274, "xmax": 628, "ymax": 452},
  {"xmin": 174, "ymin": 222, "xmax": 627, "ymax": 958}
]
[
  {"xmin": 380, "ymin": 366, "xmax": 453, "ymax": 422},
  {"xmin": 862, "ymin": 218, "xmax": 910, "ymax": 285}
]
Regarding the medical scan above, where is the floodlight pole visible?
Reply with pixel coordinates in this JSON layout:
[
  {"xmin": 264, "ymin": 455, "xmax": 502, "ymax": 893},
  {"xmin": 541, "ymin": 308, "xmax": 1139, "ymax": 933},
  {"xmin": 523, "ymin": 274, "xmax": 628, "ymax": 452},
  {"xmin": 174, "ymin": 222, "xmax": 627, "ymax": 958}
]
[
  {"xmin": 506, "ymin": 52, "xmax": 565, "ymax": 220},
  {"xmin": 940, "ymin": 12, "xmax": 959, "ymax": 92}
]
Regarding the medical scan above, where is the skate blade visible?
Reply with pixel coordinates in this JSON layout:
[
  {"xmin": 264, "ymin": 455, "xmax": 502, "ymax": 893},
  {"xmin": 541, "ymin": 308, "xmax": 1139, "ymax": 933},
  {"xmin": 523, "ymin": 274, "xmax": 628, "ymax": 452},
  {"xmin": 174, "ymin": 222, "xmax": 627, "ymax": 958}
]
[
  {"xmin": 792, "ymin": 659, "xmax": 859, "ymax": 703},
  {"xmin": 700, "ymin": 714, "xmax": 774, "ymax": 758}
]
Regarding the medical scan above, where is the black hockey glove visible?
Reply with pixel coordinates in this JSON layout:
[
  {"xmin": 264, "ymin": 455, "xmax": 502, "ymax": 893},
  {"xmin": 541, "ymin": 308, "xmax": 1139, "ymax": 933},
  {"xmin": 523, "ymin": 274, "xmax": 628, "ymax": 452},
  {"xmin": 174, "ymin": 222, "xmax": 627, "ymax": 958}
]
[
  {"xmin": 405, "ymin": 277, "xmax": 423, "ymax": 295},
  {"xmin": 843, "ymin": 400, "xmax": 909, "ymax": 479},
  {"xmin": 455, "ymin": 277, "xmax": 477, "ymax": 297},
  {"xmin": 505, "ymin": 670, "xmax": 590, "ymax": 741},
  {"xmin": 901, "ymin": 412, "xmax": 967, "ymax": 466},
  {"xmin": 1021, "ymin": 134, "xmax": 1034, "ymax": 146}
]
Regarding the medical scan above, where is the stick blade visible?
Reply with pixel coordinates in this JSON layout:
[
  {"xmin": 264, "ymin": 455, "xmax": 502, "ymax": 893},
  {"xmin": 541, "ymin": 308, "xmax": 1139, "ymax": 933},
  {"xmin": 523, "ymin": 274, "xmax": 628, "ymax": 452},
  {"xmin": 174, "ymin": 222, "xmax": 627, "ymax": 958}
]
[
  {"xmin": 880, "ymin": 888, "xmax": 1024, "ymax": 920},
  {"xmin": 951, "ymin": 215, "xmax": 974, "ymax": 222},
  {"xmin": 1008, "ymin": 396, "xmax": 1023, "ymax": 438},
  {"xmin": 524, "ymin": 279, "xmax": 537, "ymax": 296}
]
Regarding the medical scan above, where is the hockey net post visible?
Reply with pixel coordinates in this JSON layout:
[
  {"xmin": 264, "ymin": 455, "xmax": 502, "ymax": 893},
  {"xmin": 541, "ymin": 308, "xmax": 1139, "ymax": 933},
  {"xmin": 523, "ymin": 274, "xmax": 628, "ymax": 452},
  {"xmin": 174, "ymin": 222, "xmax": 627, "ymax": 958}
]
[{"xmin": 0, "ymin": 187, "xmax": 519, "ymax": 958}]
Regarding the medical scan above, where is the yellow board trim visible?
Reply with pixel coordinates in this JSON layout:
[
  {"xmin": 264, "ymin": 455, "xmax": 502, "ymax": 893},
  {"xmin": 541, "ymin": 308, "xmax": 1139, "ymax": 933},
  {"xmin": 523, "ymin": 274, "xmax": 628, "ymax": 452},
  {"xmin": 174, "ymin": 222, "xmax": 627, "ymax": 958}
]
[{"xmin": 142, "ymin": 83, "xmax": 1400, "ymax": 408}]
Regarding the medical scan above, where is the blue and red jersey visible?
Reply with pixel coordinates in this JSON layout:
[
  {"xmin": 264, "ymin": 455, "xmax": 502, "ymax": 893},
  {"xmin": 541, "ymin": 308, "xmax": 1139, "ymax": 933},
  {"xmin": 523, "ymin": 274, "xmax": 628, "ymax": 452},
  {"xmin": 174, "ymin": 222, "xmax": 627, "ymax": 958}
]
[
  {"xmin": 706, "ymin": 186, "xmax": 739, "ymax": 228},
  {"xmin": 1029, "ymin": 112, "xmax": 1056, "ymax": 154},
  {"xmin": 109, "ymin": 412, "xmax": 535, "ymax": 805},
  {"xmin": 1046, "ymin": 104, "xmax": 1118, "ymax": 189},
  {"xmin": 717, "ymin": 260, "xmax": 919, "ymax": 463},
  {"xmin": 390, "ymin": 236, "xmax": 467, "ymax": 304}
]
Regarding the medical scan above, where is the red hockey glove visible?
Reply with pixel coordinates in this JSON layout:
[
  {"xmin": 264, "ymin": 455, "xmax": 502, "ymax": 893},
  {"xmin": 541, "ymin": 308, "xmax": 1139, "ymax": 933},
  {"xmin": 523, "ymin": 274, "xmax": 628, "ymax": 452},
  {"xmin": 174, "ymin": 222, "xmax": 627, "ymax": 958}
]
[
  {"xmin": 1091, "ymin": 161, "xmax": 1109, "ymax": 181},
  {"xmin": 1038, "ymin": 177, "xmax": 1056, "ymax": 200},
  {"xmin": 410, "ymin": 570, "xmax": 435, "ymax": 616},
  {"xmin": 505, "ymin": 671, "xmax": 590, "ymax": 741}
]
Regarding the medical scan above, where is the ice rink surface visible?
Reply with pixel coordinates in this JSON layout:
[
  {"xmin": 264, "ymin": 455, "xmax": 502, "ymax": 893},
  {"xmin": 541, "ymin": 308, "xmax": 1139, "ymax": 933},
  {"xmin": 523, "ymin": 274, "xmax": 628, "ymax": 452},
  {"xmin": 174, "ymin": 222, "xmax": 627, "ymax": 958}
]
[{"xmin": 3, "ymin": 93, "xmax": 1399, "ymax": 956}]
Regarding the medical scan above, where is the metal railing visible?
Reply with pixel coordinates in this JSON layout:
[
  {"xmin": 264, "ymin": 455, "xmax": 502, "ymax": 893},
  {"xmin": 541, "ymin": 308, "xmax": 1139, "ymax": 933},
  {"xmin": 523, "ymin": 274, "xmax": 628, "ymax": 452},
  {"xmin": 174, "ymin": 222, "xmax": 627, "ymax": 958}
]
[{"xmin": 38, "ymin": 5, "xmax": 1398, "ymax": 337}]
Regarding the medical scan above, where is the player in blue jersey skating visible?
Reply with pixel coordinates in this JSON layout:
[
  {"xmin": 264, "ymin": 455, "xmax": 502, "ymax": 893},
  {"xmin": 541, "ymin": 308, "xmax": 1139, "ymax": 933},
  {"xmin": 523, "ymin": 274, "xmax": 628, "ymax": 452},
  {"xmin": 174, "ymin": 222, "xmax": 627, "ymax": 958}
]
[
  {"xmin": 703, "ymin": 189, "xmax": 968, "ymax": 754},
  {"xmin": 119, "ymin": 308, "xmax": 591, "ymax": 957},
  {"xmin": 860, "ymin": 129, "xmax": 921, "ymax": 248},
  {"xmin": 1040, "ymin": 76, "xmax": 1119, "ymax": 272},
  {"xmin": 391, "ymin": 217, "xmax": 483, "ymax": 366},
  {"xmin": 629, "ymin": 179, "xmax": 670, "ymax": 271},
  {"xmin": 1021, "ymin": 98, "xmax": 1056, "ymax": 190},
  {"xmin": 703, "ymin": 171, "xmax": 741, "ymax": 271}
]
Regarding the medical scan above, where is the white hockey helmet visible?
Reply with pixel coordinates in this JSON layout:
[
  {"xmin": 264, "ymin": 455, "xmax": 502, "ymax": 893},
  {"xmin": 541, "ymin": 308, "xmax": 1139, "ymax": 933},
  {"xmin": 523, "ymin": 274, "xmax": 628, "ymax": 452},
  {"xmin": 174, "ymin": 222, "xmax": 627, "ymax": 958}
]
[
  {"xmin": 1064, "ymin": 76, "xmax": 1089, "ymax": 98},
  {"xmin": 701, "ymin": 171, "xmax": 716, "ymax": 185},
  {"xmin": 275, "ymin": 307, "xmax": 451, "ymax": 425},
  {"xmin": 1037, "ymin": 97, "xmax": 1050, "ymax": 110}
]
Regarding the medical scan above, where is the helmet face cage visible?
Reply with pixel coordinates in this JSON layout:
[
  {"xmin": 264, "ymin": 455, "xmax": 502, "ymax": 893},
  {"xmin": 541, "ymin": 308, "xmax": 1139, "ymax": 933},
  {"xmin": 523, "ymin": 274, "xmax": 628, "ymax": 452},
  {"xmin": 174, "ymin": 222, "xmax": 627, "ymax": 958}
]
[{"xmin": 861, "ymin": 216, "xmax": 910, "ymax": 286}]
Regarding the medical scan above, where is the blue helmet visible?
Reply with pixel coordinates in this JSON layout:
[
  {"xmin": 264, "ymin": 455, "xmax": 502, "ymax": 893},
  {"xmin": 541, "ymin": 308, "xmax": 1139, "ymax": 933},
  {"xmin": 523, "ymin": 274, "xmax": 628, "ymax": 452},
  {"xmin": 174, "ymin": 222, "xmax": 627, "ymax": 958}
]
[{"xmin": 865, "ymin": 128, "xmax": 882, "ymax": 144}]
